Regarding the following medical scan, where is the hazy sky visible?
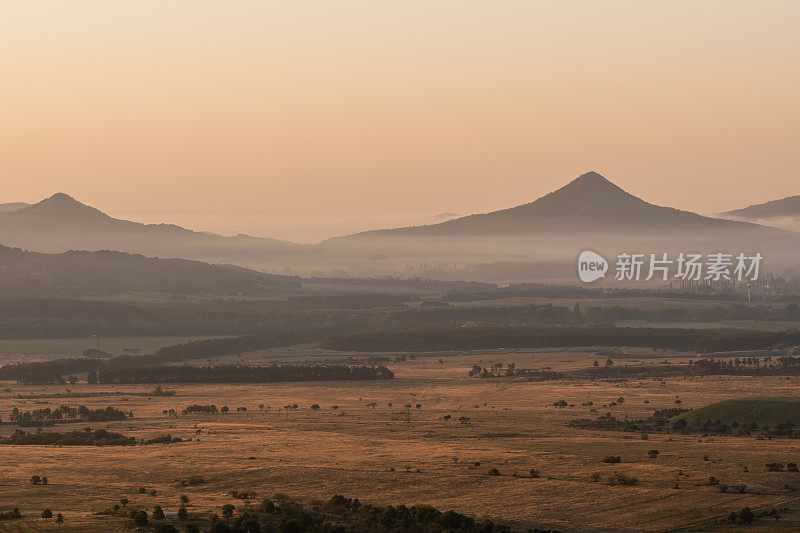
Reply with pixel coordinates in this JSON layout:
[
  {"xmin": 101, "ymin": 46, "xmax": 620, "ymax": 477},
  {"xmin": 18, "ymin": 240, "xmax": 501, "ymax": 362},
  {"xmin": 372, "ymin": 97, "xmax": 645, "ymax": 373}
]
[{"xmin": 2, "ymin": 1, "xmax": 799, "ymax": 242}]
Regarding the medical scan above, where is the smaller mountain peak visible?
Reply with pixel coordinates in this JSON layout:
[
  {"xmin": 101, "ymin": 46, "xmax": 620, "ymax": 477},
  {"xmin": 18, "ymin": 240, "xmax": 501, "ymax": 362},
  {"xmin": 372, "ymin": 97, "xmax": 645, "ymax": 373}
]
[
  {"xmin": 22, "ymin": 193, "xmax": 111, "ymax": 221},
  {"xmin": 573, "ymin": 171, "xmax": 610, "ymax": 184},
  {"xmin": 45, "ymin": 192, "xmax": 78, "ymax": 202},
  {"xmin": 556, "ymin": 171, "xmax": 624, "ymax": 195},
  {"xmin": 36, "ymin": 193, "xmax": 84, "ymax": 208}
]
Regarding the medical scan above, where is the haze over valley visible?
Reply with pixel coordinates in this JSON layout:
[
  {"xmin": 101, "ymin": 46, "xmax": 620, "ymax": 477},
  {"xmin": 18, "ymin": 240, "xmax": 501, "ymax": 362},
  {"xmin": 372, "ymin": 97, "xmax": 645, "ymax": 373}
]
[
  {"xmin": 4, "ymin": 171, "xmax": 798, "ymax": 283},
  {"xmin": 3, "ymin": 2, "xmax": 800, "ymax": 531}
]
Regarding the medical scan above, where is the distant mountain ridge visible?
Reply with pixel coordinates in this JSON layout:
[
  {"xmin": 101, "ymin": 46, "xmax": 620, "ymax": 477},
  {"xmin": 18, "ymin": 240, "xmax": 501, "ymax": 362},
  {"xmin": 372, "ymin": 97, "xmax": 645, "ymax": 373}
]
[
  {"xmin": 721, "ymin": 194, "xmax": 800, "ymax": 220},
  {"xmin": 0, "ymin": 193, "xmax": 307, "ymax": 262},
  {"xmin": 334, "ymin": 171, "xmax": 787, "ymax": 238},
  {"xmin": 0, "ymin": 202, "xmax": 30, "ymax": 213}
]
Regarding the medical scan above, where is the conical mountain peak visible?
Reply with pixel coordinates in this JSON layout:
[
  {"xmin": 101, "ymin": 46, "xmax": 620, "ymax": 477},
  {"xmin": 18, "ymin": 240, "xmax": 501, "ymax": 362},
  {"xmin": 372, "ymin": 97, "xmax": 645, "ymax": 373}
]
[{"xmin": 16, "ymin": 193, "xmax": 112, "ymax": 222}]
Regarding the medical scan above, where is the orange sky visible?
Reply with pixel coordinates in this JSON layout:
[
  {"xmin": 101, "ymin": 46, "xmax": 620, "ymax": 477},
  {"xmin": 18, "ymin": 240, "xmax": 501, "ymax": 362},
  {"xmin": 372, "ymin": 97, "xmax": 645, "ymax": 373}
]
[{"xmin": 1, "ymin": 1, "xmax": 799, "ymax": 242}]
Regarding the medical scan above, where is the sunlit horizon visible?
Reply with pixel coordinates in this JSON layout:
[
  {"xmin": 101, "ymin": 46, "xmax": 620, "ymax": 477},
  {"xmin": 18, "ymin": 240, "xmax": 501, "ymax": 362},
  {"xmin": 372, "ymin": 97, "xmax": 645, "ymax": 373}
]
[{"xmin": 2, "ymin": 1, "xmax": 799, "ymax": 241}]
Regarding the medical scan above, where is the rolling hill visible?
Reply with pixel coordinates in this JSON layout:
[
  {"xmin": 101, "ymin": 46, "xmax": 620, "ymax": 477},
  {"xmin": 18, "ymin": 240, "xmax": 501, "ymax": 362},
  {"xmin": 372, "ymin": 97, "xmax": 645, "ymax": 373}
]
[
  {"xmin": 721, "ymin": 195, "xmax": 800, "ymax": 220},
  {"xmin": 0, "ymin": 245, "xmax": 300, "ymax": 297},
  {"xmin": 0, "ymin": 202, "xmax": 29, "ymax": 213},
  {"xmin": 0, "ymin": 193, "xmax": 307, "ymax": 262}
]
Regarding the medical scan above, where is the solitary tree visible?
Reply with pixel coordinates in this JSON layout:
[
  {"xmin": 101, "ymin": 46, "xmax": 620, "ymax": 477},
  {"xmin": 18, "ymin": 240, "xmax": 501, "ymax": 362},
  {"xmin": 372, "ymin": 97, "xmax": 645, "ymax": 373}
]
[
  {"xmin": 222, "ymin": 504, "xmax": 235, "ymax": 520},
  {"xmin": 30, "ymin": 475, "xmax": 41, "ymax": 485},
  {"xmin": 131, "ymin": 510, "xmax": 148, "ymax": 527},
  {"xmin": 56, "ymin": 513, "xmax": 64, "ymax": 524},
  {"xmin": 177, "ymin": 507, "xmax": 188, "ymax": 521},
  {"xmin": 180, "ymin": 494, "xmax": 189, "ymax": 505},
  {"xmin": 41, "ymin": 509, "xmax": 53, "ymax": 522},
  {"xmin": 152, "ymin": 505, "xmax": 165, "ymax": 520},
  {"xmin": 310, "ymin": 404, "xmax": 320, "ymax": 412}
]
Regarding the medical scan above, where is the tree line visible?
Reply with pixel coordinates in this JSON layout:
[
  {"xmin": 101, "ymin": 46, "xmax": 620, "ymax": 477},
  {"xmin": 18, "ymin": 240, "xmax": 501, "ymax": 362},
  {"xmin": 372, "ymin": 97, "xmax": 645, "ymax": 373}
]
[
  {"xmin": 95, "ymin": 364, "xmax": 394, "ymax": 384},
  {"xmin": 0, "ymin": 428, "xmax": 135, "ymax": 446},
  {"xmin": 8, "ymin": 405, "xmax": 131, "ymax": 426},
  {"xmin": 3, "ymin": 292, "xmax": 800, "ymax": 340},
  {"xmin": 324, "ymin": 325, "xmax": 800, "ymax": 353}
]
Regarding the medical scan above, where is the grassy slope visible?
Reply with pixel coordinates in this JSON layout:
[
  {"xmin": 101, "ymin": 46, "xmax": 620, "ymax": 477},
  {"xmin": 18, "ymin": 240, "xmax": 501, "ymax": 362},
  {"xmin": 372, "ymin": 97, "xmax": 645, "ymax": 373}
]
[{"xmin": 677, "ymin": 398, "xmax": 800, "ymax": 427}]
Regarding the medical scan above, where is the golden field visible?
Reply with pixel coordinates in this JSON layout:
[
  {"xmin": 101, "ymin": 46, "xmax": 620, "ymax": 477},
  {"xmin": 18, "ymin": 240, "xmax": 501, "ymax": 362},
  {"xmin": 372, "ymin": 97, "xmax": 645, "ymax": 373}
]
[{"xmin": 2, "ymin": 350, "xmax": 800, "ymax": 531}]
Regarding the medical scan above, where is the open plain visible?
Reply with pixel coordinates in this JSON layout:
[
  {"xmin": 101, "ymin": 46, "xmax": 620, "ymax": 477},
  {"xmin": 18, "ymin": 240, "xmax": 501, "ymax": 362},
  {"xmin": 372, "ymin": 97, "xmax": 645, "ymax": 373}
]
[{"xmin": 3, "ymin": 350, "xmax": 800, "ymax": 531}]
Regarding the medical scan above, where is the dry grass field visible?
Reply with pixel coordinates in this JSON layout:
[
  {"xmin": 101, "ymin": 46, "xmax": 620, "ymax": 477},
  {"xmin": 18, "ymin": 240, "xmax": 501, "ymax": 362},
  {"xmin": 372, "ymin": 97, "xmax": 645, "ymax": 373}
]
[{"xmin": 3, "ymin": 351, "xmax": 800, "ymax": 531}]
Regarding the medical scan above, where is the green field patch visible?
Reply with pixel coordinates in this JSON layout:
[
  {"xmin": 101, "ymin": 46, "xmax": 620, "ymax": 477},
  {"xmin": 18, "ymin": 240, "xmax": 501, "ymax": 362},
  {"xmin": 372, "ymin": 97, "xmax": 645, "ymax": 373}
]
[{"xmin": 676, "ymin": 398, "xmax": 800, "ymax": 428}]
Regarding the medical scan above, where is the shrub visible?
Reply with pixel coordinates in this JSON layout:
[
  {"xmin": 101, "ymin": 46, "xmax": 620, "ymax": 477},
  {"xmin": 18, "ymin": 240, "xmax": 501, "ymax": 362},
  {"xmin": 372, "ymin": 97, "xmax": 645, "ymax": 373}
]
[
  {"xmin": 0, "ymin": 508, "xmax": 22, "ymax": 520},
  {"xmin": 487, "ymin": 468, "xmax": 500, "ymax": 476},
  {"xmin": 607, "ymin": 473, "xmax": 638, "ymax": 486},
  {"xmin": 602, "ymin": 456, "xmax": 622, "ymax": 464},
  {"xmin": 130, "ymin": 509, "xmax": 148, "ymax": 527},
  {"xmin": 152, "ymin": 505, "xmax": 165, "ymax": 520},
  {"xmin": 647, "ymin": 450, "xmax": 659, "ymax": 458}
]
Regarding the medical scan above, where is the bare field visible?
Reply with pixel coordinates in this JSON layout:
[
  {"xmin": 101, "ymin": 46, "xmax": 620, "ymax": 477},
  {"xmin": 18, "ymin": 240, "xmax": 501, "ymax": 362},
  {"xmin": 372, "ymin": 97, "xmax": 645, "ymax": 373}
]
[{"xmin": 3, "ymin": 353, "xmax": 800, "ymax": 531}]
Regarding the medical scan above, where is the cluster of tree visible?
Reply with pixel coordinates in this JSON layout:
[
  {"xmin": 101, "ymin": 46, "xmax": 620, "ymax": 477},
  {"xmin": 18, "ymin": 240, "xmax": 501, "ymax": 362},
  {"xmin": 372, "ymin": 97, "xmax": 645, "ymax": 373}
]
[
  {"xmin": 569, "ymin": 411, "xmax": 800, "ymax": 438},
  {"xmin": 468, "ymin": 363, "xmax": 564, "ymax": 381},
  {"xmin": 569, "ymin": 412, "xmax": 687, "ymax": 434},
  {"xmin": 190, "ymin": 494, "xmax": 516, "ymax": 533},
  {"xmin": 8, "ymin": 405, "xmax": 131, "ymax": 426},
  {"xmin": 691, "ymin": 356, "xmax": 800, "ymax": 376},
  {"xmin": 324, "ymin": 325, "xmax": 800, "ymax": 353},
  {"xmin": 725, "ymin": 507, "xmax": 755, "ymax": 525},
  {"xmin": 0, "ymin": 428, "xmax": 136, "ymax": 446},
  {"xmin": 0, "ymin": 358, "xmax": 107, "ymax": 384},
  {"xmin": 671, "ymin": 417, "xmax": 800, "ymax": 438},
  {"xmin": 183, "ymin": 404, "xmax": 219, "ymax": 414},
  {"xmin": 143, "ymin": 434, "xmax": 183, "ymax": 444},
  {"xmin": 95, "ymin": 364, "xmax": 394, "ymax": 384},
  {"xmin": 0, "ymin": 508, "xmax": 22, "ymax": 521}
]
